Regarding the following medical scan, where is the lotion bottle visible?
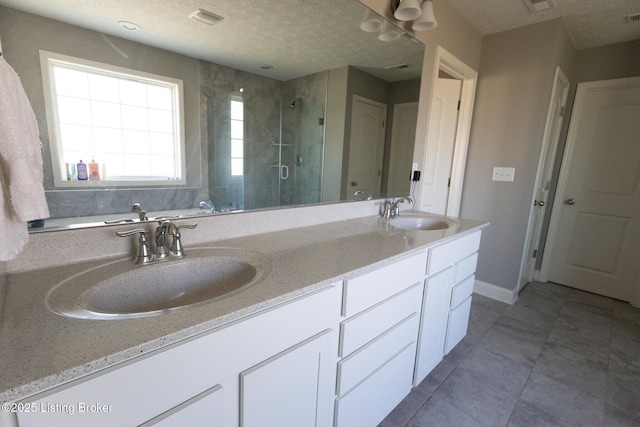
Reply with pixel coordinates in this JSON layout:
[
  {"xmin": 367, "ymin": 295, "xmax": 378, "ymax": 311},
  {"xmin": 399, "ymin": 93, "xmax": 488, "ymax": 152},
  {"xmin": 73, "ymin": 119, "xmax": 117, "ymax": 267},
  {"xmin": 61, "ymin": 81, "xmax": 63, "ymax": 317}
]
[
  {"xmin": 77, "ymin": 160, "xmax": 88, "ymax": 180},
  {"xmin": 89, "ymin": 158, "xmax": 100, "ymax": 180}
]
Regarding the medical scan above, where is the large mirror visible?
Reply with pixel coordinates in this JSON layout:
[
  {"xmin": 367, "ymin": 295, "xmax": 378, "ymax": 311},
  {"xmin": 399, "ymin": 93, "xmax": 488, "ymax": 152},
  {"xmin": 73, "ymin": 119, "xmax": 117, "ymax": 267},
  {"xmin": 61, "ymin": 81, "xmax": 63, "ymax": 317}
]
[{"xmin": 0, "ymin": 0, "xmax": 424, "ymax": 231}]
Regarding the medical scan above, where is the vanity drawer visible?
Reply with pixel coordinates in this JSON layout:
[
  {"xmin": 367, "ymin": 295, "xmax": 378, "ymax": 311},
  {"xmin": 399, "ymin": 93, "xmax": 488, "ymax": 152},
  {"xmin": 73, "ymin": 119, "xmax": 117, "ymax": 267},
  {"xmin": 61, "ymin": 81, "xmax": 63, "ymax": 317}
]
[
  {"xmin": 339, "ymin": 283, "xmax": 423, "ymax": 357},
  {"xmin": 455, "ymin": 252, "xmax": 478, "ymax": 283},
  {"xmin": 335, "ymin": 342, "xmax": 416, "ymax": 427},
  {"xmin": 450, "ymin": 275, "xmax": 475, "ymax": 309},
  {"xmin": 427, "ymin": 231, "xmax": 481, "ymax": 276},
  {"xmin": 342, "ymin": 251, "xmax": 426, "ymax": 317},
  {"xmin": 337, "ymin": 313, "xmax": 419, "ymax": 396}
]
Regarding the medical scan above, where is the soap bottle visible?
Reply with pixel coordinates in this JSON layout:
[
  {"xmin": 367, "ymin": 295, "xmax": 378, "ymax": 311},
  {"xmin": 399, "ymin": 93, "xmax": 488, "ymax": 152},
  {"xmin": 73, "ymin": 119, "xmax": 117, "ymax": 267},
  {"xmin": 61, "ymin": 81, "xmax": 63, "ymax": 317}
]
[
  {"xmin": 77, "ymin": 160, "xmax": 88, "ymax": 180},
  {"xmin": 89, "ymin": 158, "xmax": 100, "ymax": 180},
  {"xmin": 101, "ymin": 163, "xmax": 107, "ymax": 181}
]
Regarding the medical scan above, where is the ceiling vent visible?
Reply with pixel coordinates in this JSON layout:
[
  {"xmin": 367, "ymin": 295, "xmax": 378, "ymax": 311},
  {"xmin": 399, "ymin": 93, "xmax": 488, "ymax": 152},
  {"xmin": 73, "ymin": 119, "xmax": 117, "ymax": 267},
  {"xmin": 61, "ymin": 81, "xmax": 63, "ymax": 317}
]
[
  {"xmin": 626, "ymin": 13, "xmax": 640, "ymax": 23},
  {"xmin": 385, "ymin": 63, "xmax": 410, "ymax": 70},
  {"xmin": 523, "ymin": 0, "xmax": 555, "ymax": 14},
  {"xmin": 189, "ymin": 9, "xmax": 224, "ymax": 25}
]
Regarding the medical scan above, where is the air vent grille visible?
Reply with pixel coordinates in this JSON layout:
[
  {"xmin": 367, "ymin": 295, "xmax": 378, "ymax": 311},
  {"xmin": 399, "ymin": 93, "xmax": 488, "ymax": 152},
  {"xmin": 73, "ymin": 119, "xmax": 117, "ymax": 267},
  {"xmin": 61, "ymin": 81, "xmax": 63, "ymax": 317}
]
[
  {"xmin": 626, "ymin": 13, "xmax": 640, "ymax": 23},
  {"xmin": 523, "ymin": 0, "xmax": 555, "ymax": 14}
]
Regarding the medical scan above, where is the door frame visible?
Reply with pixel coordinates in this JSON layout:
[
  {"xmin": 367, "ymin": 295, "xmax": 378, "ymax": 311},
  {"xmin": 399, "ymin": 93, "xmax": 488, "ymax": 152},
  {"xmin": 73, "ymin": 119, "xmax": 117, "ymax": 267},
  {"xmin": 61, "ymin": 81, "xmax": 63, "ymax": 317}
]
[
  {"xmin": 418, "ymin": 46, "xmax": 477, "ymax": 217},
  {"xmin": 517, "ymin": 67, "xmax": 569, "ymax": 291},
  {"xmin": 539, "ymin": 77, "xmax": 640, "ymax": 306}
]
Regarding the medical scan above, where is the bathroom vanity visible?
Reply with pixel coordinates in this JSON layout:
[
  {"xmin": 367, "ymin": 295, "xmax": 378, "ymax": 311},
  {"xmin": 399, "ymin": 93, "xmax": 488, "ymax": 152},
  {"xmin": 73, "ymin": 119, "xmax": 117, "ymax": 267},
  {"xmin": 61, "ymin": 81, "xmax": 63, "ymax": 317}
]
[{"xmin": 0, "ymin": 208, "xmax": 486, "ymax": 427}]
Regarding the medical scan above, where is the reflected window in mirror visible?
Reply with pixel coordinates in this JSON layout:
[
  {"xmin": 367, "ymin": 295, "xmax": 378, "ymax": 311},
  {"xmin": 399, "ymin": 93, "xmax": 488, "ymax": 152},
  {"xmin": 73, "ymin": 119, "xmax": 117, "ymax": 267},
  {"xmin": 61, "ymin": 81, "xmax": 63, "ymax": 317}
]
[
  {"xmin": 40, "ymin": 50, "xmax": 186, "ymax": 188},
  {"xmin": 230, "ymin": 96, "xmax": 244, "ymax": 177}
]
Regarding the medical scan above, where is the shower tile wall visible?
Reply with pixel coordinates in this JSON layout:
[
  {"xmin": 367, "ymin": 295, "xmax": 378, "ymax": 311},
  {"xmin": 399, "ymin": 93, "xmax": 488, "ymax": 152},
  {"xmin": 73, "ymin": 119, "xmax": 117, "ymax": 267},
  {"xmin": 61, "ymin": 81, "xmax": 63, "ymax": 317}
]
[
  {"xmin": 200, "ymin": 60, "xmax": 283, "ymax": 211},
  {"xmin": 202, "ymin": 61, "xmax": 328, "ymax": 211}
]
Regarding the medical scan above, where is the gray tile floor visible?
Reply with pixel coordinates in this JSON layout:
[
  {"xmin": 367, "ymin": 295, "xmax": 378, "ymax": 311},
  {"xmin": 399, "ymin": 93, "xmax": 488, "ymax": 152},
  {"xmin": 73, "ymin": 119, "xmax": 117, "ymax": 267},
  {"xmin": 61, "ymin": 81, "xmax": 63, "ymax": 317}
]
[{"xmin": 380, "ymin": 282, "xmax": 640, "ymax": 427}]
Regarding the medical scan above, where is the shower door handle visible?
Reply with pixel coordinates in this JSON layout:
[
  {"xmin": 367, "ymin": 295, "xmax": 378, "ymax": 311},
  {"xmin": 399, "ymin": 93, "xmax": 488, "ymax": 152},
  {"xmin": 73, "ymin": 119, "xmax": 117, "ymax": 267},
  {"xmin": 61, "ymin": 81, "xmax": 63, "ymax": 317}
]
[{"xmin": 280, "ymin": 165, "xmax": 289, "ymax": 180}]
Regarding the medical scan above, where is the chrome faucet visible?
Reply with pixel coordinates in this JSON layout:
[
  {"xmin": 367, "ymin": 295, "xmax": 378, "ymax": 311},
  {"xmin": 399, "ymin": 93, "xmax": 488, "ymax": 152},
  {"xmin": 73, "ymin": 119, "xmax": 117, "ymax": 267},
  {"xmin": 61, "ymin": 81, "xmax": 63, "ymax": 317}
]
[
  {"xmin": 382, "ymin": 197, "xmax": 414, "ymax": 219},
  {"xmin": 117, "ymin": 220, "xmax": 197, "ymax": 264},
  {"xmin": 199, "ymin": 200, "xmax": 216, "ymax": 213},
  {"xmin": 132, "ymin": 203, "xmax": 148, "ymax": 221},
  {"xmin": 155, "ymin": 220, "xmax": 197, "ymax": 259},
  {"xmin": 354, "ymin": 190, "xmax": 373, "ymax": 201}
]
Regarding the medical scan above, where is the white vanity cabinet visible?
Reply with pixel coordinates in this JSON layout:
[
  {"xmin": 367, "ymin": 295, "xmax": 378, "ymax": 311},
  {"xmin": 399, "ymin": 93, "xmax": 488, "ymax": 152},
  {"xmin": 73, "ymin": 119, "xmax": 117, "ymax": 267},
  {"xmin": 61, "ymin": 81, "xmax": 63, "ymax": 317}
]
[
  {"xmin": 4, "ymin": 223, "xmax": 487, "ymax": 427},
  {"xmin": 415, "ymin": 231, "xmax": 481, "ymax": 384},
  {"xmin": 334, "ymin": 251, "xmax": 426, "ymax": 427},
  {"xmin": 11, "ymin": 284, "xmax": 340, "ymax": 427}
]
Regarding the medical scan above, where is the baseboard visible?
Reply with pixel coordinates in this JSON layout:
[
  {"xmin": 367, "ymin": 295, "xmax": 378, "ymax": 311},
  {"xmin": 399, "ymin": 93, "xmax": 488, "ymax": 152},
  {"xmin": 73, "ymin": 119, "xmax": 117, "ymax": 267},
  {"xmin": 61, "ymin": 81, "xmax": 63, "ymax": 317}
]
[{"xmin": 473, "ymin": 279, "xmax": 518, "ymax": 305}]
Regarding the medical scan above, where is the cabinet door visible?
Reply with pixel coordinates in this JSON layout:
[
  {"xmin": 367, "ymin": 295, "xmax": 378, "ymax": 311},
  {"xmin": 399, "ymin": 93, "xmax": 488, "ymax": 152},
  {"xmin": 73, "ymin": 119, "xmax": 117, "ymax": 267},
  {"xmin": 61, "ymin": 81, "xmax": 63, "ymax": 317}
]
[
  {"xmin": 444, "ymin": 296, "xmax": 472, "ymax": 354},
  {"xmin": 240, "ymin": 329, "xmax": 337, "ymax": 427},
  {"xmin": 414, "ymin": 267, "xmax": 452, "ymax": 384}
]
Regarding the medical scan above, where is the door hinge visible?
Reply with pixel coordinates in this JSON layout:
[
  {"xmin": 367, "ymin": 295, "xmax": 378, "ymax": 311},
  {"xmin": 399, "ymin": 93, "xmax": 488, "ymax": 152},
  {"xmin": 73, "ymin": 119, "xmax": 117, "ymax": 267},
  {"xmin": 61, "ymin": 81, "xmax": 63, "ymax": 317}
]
[
  {"xmin": 559, "ymin": 106, "xmax": 565, "ymax": 117},
  {"xmin": 447, "ymin": 177, "xmax": 451, "ymax": 188},
  {"xmin": 532, "ymin": 249, "xmax": 538, "ymax": 258},
  {"xmin": 457, "ymin": 100, "xmax": 461, "ymax": 110},
  {"xmin": 381, "ymin": 120, "xmax": 385, "ymax": 128}
]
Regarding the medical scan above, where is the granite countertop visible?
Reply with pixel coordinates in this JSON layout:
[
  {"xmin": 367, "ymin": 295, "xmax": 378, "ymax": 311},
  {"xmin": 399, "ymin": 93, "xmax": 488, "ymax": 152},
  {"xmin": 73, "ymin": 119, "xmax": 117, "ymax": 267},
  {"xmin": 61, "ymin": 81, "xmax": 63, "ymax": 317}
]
[{"xmin": 0, "ymin": 213, "xmax": 487, "ymax": 404}]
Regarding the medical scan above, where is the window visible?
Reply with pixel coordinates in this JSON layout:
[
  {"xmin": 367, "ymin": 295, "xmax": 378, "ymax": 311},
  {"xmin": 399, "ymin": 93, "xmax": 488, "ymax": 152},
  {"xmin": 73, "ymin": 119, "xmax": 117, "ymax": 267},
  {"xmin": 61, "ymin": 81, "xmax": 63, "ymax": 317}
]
[
  {"xmin": 40, "ymin": 51, "xmax": 185, "ymax": 187},
  {"xmin": 230, "ymin": 96, "xmax": 244, "ymax": 176}
]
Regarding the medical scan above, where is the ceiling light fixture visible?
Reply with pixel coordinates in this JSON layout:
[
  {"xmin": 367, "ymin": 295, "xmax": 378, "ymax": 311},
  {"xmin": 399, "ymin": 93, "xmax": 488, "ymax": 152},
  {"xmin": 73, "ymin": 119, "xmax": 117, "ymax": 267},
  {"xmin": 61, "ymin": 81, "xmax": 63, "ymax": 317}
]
[
  {"xmin": 392, "ymin": 0, "xmax": 438, "ymax": 31},
  {"xmin": 360, "ymin": 8, "xmax": 384, "ymax": 32},
  {"xmin": 189, "ymin": 9, "xmax": 224, "ymax": 25}
]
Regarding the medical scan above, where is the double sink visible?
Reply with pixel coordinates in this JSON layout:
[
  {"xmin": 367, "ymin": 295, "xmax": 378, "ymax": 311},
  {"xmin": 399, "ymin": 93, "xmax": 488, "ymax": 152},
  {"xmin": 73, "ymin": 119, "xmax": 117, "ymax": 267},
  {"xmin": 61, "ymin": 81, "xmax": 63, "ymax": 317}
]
[{"xmin": 45, "ymin": 213, "xmax": 458, "ymax": 320}]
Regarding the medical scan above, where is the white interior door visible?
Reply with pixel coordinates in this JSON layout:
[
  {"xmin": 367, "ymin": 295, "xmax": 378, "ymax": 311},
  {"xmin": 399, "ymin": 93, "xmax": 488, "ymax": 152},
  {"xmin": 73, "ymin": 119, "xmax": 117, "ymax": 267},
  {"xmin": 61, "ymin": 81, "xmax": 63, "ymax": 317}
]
[
  {"xmin": 519, "ymin": 68, "xmax": 569, "ymax": 289},
  {"xmin": 347, "ymin": 96, "xmax": 386, "ymax": 199},
  {"xmin": 543, "ymin": 76, "xmax": 640, "ymax": 302},
  {"xmin": 387, "ymin": 102, "xmax": 418, "ymax": 197},
  {"xmin": 420, "ymin": 78, "xmax": 461, "ymax": 214}
]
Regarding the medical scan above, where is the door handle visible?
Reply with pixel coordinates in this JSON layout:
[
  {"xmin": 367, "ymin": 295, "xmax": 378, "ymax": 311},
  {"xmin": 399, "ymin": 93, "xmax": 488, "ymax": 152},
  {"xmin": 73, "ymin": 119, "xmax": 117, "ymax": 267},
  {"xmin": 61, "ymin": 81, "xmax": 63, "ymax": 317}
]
[
  {"xmin": 534, "ymin": 200, "xmax": 545, "ymax": 207},
  {"xmin": 565, "ymin": 198, "xmax": 576, "ymax": 205}
]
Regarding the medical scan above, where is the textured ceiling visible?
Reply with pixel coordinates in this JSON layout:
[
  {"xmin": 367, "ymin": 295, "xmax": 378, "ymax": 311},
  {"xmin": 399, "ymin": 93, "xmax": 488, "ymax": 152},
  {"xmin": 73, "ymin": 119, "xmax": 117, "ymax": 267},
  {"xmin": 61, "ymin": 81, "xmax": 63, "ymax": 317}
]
[
  {"xmin": 445, "ymin": 0, "xmax": 640, "ymax": 49},
  {"xmin": 0, "ymin": 0, "xmax": 424, "ymax": 82},
  {"xmin": 3, "ymin": 0, "xmax": 636, "ymax": 83}
]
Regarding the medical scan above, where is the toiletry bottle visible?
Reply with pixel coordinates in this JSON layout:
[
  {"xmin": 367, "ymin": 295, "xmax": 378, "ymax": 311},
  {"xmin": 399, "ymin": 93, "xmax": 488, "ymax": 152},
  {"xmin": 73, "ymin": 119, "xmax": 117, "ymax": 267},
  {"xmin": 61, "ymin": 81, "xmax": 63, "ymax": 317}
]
[
  {"xmin": 70, "ymin": 162, "xmax": 77, "ymax": 180},
  {"xmin": 66, "ymin": 163, "xmax": 71, "ymax": 181},
  {"xmin": 89, "ymin": 158, "xmax": 100, "ymax": 180},
  {"xmin": 101, "ymin": 163, "xmax": 107, "ymax": 180},
  {"xmin": 77, "ymin": 160, "xmax": 88, "ymax": 180}
]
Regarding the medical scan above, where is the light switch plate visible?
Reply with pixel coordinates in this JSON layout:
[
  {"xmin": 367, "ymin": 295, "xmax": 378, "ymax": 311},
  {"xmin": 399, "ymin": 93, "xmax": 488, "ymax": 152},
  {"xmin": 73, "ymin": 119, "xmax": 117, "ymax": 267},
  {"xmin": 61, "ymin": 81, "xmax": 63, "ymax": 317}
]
[{"xmin": 492, "ymin": 167, "xmax": 515, "ymax": 182}]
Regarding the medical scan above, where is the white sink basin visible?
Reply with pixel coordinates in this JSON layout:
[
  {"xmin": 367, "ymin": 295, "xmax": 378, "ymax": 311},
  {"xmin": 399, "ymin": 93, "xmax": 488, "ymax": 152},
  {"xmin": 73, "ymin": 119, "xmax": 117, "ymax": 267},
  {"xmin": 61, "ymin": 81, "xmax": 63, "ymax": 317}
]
[
  {"xmin": 389, "ymin": 215, "xmax": 459, "ymax": 231},
  {"xmin": 46, "ymin": 248, "xmax": 272, "ymax": 320}
]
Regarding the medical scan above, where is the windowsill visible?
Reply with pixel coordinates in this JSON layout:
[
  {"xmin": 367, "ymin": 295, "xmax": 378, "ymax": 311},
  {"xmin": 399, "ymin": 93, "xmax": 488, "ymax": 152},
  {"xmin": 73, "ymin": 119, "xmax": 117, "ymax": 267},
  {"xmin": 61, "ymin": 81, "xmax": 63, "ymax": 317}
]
[{"xmin": 52, "ymin": 178, "xmax": 186, "ymax": 189}]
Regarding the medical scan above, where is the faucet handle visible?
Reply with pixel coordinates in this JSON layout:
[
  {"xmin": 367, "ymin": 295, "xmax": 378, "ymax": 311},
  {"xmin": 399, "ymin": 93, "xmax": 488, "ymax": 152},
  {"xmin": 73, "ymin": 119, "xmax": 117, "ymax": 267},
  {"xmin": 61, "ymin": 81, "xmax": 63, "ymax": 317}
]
[
  {"xmin": 116, "ymin": 229, "xmax": 154, "ymax": 264},
  {"xmin": 169, "ymin": 223, "xmax": 197, "ymax": 257}
]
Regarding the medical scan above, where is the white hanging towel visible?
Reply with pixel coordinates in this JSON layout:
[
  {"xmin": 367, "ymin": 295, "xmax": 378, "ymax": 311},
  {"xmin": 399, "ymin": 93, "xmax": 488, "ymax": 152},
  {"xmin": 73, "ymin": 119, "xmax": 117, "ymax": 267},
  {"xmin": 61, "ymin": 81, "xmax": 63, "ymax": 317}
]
[{"xmin": 0, "ymin": 55, "xmax": 50, "ymax": 261}]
